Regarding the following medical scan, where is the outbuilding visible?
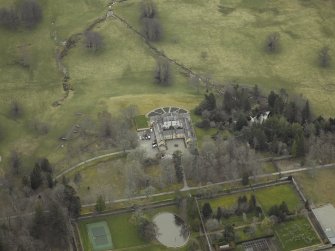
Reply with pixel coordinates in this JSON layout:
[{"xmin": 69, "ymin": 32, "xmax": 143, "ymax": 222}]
[{"xmin": 312, "ymin": 204, "xmax": 335, "ymax": 245}]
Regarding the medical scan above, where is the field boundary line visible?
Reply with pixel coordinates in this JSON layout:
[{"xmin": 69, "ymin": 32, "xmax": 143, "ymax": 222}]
[
  {"xmin": 55, "ymin": 150, "xmax": 129, "ymax": 179},
  {"xmin": 112, "ymin": 13, "xmax": 226, "ymax": 94}
]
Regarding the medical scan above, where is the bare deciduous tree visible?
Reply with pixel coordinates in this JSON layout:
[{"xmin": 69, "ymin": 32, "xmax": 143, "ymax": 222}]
[
  {"xmin": 140, "ymin": 0, "xmax": 157, "ymax": 18},
  {"xmin": 84, "ymin": 31, "xmax": 103, "ymax": 52},
  {"xmin": 154, "ymin": 57, "xmax": 171, "ymax": 85},
  {"xmin": 125, "ymin": 160, "xmax": 147, "ymax": 197},
  {"xmin": 115, "ymin": 118, "xmax": 139, "ymax": 151},
  {"xmin": 182, "ymin": 151, "xmax": 201, "ymax": 183},
  {"xmin": 9, "ymin": 150, "xmax": 21, "ymax": 175},
  {"xmin": 73, "ymin": 172, "xmax": 82, "ymax": 185},
  {"xmin": 142, "ymin": 17, "xmax": 162, "ymax": 42},
  {"xmin": 319, "ymin": 46, "xmax": 331, "ymax": 68},
  {"xmin": 0, "ymin": 7, "xmax": 19, "ymax": 29},
  {"xmin": 308, "ymin": 133, "xmax": 335, "ymax": 164},
  {"xmin": 266, "ymin": 32, "xmax": 280, "ymax": 53},
  {"xmin": 9, "ymin": 100, "xmax": 23, "ymax": 119},
  {"xmin": 121, "ymin": 105, "xmax": 139, "ymax": 127},
  {"xmin": 186, "ymin": 137, "xmax": 260, "ymax": 183},
  {"xmin": 17, "ymin": 0, "xmax": 42, "ymax": 28},
  {"xmin": 127, "ymin": 148, "xmax": 147, "ymax": 163},
  {"xmin": 98, "ymin": 111, "xmax": 115, "ymax": 140},
  {"xmin": 140, "ymin": 0, "xmax": 162, "ymax": 42},
  {"xmin": 160, "ymin": 158, "xmax": 176, "ymax": 187}
]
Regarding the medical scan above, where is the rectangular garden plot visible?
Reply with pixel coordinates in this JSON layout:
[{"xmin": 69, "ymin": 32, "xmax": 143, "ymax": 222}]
[
  {"xmin": 275, "ymin": 217, "xmax": 320, "ymax": 251},
  {"xmin": 135, "ymin": 115, "xmax": 149, "ymax": 129}
]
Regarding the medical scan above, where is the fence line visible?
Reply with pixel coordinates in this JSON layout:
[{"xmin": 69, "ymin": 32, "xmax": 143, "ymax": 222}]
[{"xmin": 194, "ymin": 197, "xmax": 213, "ymax": 251}]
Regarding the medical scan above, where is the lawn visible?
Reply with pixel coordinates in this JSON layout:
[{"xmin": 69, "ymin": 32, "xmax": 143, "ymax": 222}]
[
  {"xmin": 199, "ymin": 184, "xmax": 303, "ymax": 236},
  {"xmin": 1, "ymin": 0, "xmax": 335, "ymax": 173},
  {"xmin": 1, "ymin": 1, "xmax": 331, "ymax": 249},
  {"xmin": 68, "ymin": 155, "xmax": 184, "ymax": 206},
  {"xmin": 78, "ymin": 213, "xmax": 146, "ymax": 250},
  {"xmin": 203, "ymin": 198, "xmax": 257, "ymax": 229},
  {"xmin": 78, "ymin": 205, "xmax": 189, "ymax": 251},
  {"xmin": 0, "ymin": 0, "xmax": 108, "ymax": 182},
  {"xmin": 190, "ymin": 112, "xmax": 217, "ymax": 145},
  {"xmin": 261, "ymin": 162, "xmax": 277, "ymax": 173},
  {"xmin": 107, "ymin": 94, "xmax": 202, "ymax": 115},
  {"xmin": 203, "ymin": 184, "xmax": 302, "ymax": 214},
  {"xmin": 294, "ymin": 168, "xmax": 335, "ymax": 207},
  {"xmin": 1, "ymin": 0, "xmax": 334, "ymax": 177},
  {"xmin": 0, "ymin": 0, "xmax": 204, "ymax": 178},
  {"xmin": 116, "ymin": 0, "xmax": 335, "ymax": 117},
  {"xmin": 255, "ymin": 184, "xmax": 302, "ymax": 213},
  {"xmin": 275, "ymin": 216, "xmax": 320, "ymax": 251},
  {"xmin": 69, "ymin": 157, "xmax": 127, "ymax": 205},
  {"xmin": 190, "ymin": 112, "xmax": 231, "ymax": 146},
  {"xmin": 135, "ymin": 115, "xmax": 149, "ymax": 129},
  {"xmin": 205, "ymin": 193, "xmax": 242, "ymax": 210},
  {"xmin": 235, "ymin": 226, "xmax": 271, "ymax": 243}
]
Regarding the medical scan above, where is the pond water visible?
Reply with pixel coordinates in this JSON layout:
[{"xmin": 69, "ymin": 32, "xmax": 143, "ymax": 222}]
[{"xmin": 153, "ymin": 212, "xmax": 190, "ymax": 248}]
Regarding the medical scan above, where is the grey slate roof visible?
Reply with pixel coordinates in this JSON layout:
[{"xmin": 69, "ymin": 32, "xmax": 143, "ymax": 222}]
[{"xmin": 312, "ymin": 204, "xmax": 335, "ymax": 245}]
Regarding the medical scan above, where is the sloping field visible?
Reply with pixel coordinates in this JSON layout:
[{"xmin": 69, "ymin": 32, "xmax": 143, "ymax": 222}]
[
  {"xmin": 0, "ymin": 0, "xmax": 106, "ymax": 161},
  {"xmin": 116, "ymin": 0, "xmax": 335, "ymax": 116},
  {"xmin": 0, "ymin": 0, "xmax": 334, "ymax": 172},
  {"xmin": 0, "ymin": 0, "xmax": 201, "ymax": 168}
]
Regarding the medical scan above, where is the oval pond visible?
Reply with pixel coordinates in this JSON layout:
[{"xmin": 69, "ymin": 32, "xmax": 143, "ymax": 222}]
[{"xmin": 153, "ymin": 212, "xmax": 190, "ymax": 248}]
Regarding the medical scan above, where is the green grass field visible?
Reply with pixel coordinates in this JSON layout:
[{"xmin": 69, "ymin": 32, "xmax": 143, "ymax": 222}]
[
  {"xmin": 68, "ymin": 157, "xmax": 127, "ymax": 205},
  {"xmin": 116, "ymin": 0, "xmax": 335, "ymax": 117},
  {"xmin": 0, "ymin": 1, "xmax": 331, "ymax": 250},
  {"xmin": 0, "ymin": 0, "xmax": 202, "ymax": 174},
  {"xmin": 199, "ymin": 184, "xmax": 303, "ymax": 236},
  {"xmin": 0, "ymin": 0, "xmax": 111, "ymax": 176},
  {"xmin": 261, "ymin": 162, "xmax": 277, "ymax": 173},
  {"xmin": 294, "ymin": 168, "xmax": 335, "ymax": 207},
  {"xmin": 135, "ymin": 115, "xmax": 149, "ymax": 129},
  {"xmin": 255, "ymin": 184, "xmax": 302, "ymax": 213},
  {"xmin": 275, "ymin": 216, "xmax": 320, "ymax": 251},
  {"xmin": 79, "ymin": 213, "xmax": 145, "ymax": 250},
  {"xmin": 78, "ymin": 206, "xmax": 189, "ymax": 251},
  {"xmin": 235, "ymin": 226, "xmax": 270, "ymax": 243},
  {"xmin": 205, "ymin": 193, "xmax": 240, "ymax": 210},
  {"xmin": 204, "ymin": 184, "xmax": 302, "ymax": 214},
  {"xmin": 190, "ymin": 112, "xmax": 231, "ymax": 146}
]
